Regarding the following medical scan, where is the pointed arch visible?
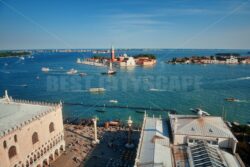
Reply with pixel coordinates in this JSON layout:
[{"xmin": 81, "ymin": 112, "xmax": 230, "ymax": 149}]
[
  {"xmin": 8, "ymin": 146, "xmax": 17, "ymax": 159},
  {"xmin": 32, "ymin": 132, "xmax": 39, "ymax": 144},
  {"xmin": 49, "ymin": 122, "xmax": 55, "ymax": 133}
]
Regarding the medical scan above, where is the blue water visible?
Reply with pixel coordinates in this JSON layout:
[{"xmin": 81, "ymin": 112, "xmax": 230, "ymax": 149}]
[{"xmin": 0, "ymin": 49, "xmax": 250, "ymax": 124}]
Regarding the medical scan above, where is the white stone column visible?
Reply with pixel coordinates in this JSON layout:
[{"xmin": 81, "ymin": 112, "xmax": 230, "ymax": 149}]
[
  {"xmin": 125, "ymin": 116, "xmax": 134, "ymax": 148},
  {"xmin": 92, "ymin": 117, "xmax": 99, "ymax": 144}
]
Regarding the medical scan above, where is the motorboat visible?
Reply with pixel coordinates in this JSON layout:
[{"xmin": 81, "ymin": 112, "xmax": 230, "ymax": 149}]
[
  {"xmin": 190, "ymin": 108, "xmax": 210, "ymax": 116},
  {"xmin": 226, "ymin": 121, "xmax": 232, "ymax": 128},
  {"xmin": 79, "ymin": 72, "xmax": 87, "ymax": 77},
  {"xmin": 66, "ymin": 68, "xmax": 78, "ymax": 75},
  {"xmin": 109, "ymin": 100, "xmax": 118, "ymax": 103},
  {"xmin": 41, "ymin": 67, "xmax": 50, "ymax": 72},
  {"xmin": 232, "ymin": 122, "xmax": 240, "ymax": 126},
  {"xmin": 224, "ymin": 97, "xmax": 240, "ymax": 102},
  {"xmin": 89, "ymin": 88, "xmax": 106, "ymax": 92}
]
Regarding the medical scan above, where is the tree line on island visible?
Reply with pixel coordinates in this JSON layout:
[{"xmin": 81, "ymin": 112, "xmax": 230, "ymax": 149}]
[
  {"xmin": 91, "ymin": 53, "xmax": 156, "ymax": 60},
  {"xmin": 0, "ymin": 51, "xmax": 31, "ymax": 58},
  {"xmin": 168, "ymin": 53, "xmax": 250, "ymax": 64}
]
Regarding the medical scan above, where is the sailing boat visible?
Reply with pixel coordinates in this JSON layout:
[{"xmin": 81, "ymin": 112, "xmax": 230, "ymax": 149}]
[{"xmin": 101, "ymin": 62, "xmax": 116, "ymax": 75}]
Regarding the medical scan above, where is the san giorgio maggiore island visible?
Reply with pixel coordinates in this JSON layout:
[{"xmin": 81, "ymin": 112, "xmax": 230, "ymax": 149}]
[{"xmin": 0, "ymin": 47, "xmax": 250, "ymax": 167}]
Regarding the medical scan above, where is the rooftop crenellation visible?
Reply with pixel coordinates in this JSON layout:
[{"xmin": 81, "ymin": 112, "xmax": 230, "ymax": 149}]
[{"xmin": 0, "ymin": 90, "xmax": 62, "ymax": 139}]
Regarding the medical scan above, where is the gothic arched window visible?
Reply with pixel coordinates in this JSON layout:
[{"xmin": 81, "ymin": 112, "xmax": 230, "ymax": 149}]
[
  {"xmin": 32, "ymin": 132, "xmax": 39, "ymax": 144},
  {"xmin": 49, "ymin": 122, "xmax": 55, "ymax": 133},
  {"xmin": 8, "ymin": 146, "xmax": 17, "ymax": 159}
]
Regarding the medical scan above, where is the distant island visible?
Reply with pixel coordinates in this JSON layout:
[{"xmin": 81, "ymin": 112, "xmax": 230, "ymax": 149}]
[
  {"xmin": 77, "ymin": 46, "xmax": 157, "ymax": 67},
  {"xmin": 168, "ymin": 53, "xmax": 250, "ymax": 64},
  {"xmin": 0, "ymin": 51, "xmax": 31, "ymax": 58}
]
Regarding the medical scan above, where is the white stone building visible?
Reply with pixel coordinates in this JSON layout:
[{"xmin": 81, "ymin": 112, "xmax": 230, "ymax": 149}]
[
  {"xmin": 119, "ymin": 57, "xmax": 136, "ymax": 67},
  {"xmin": 134, "ymin": 116, "xmax": 172, "ymax": 167},
  {"xmin": 169, "ymin": 114, "xmax": 238, "ymax": 154},
  {"xmin": 0, "ymin": 91, "xmax": 65, "ymax": 167},
  {"xmin": 226, "ymin": 56, "xmax": 238, "ymax": 64}
]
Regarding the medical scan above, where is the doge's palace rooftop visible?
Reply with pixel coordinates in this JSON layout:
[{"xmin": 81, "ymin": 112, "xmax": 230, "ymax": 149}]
[{"xmin": 0, "ymin": 90, "xmax": 60, "ymax": 138}]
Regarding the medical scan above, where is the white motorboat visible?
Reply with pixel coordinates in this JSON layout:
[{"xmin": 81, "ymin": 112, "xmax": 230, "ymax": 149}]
[
  {"xmin": 190, "ymin": 108, "xmax": 210, "ymax": 116},
  {"xmin": 66, "ymin": 68, "xmax": 78, "ymax": 75},
  {"xmin": 89, "ymin": 88, "xmax": 106, "ymax": 92},
  {"xmin": 109, "ymin": 100, "xmax": 118, "ymax": 103},
  {"xmin": 41, "ymin": 67, "xmax": 50, "ymax": 72}
]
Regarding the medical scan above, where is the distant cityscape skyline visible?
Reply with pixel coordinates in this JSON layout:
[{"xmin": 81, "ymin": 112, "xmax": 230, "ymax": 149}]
[{"xmin": 0, "ymin": 0, "xmax": 250, "ymax": 50}]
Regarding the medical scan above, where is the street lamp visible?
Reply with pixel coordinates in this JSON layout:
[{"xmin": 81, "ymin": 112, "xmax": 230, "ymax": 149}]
[
  {"xmin": 92, "ymin": 116, "xmax": 100, "ymax": 144},
  {"xmin": 125, "ymin": 116, "xmax": 134, "ymax": 148}
]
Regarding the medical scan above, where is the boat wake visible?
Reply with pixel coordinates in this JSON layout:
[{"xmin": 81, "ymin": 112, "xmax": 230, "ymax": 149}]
[
  {"xmin": 0, "ymin": 70, "xmax": 10, "ymax": 74},
  {"xmin": 234, "ymin": 100, "xmax": 250, "ymax": 103},
  {"xmin": 234, "ymin": 77, "xmax": 250, "ymax": 81},
  {"xmin": 215, "ymin": 76, "xmax": 250, "ymax": 83},
  {"xmin": 69, "ymin": 90, "xmax": 89, "ymax": 92},
  {"xmin": 9, "ymin": 84, "xmax": 28, "ymax": 87},
  {"xmin": 149, "ymin": 88, "xmax": 168, "ymax": 92}
]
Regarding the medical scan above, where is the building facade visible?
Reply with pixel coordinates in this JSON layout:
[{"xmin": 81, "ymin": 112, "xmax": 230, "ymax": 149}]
[{"xmin": 0, "ymin": 91, "xmax": 65, "ymax": 167}]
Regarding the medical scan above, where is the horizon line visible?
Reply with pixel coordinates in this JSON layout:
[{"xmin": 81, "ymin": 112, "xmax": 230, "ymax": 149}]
[{"xmin": 1, "ymin": 47, "xmax": 250, "ymax": 51}]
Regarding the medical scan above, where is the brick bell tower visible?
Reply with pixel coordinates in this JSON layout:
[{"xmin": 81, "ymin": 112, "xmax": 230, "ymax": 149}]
[{"xmin": 111, "ymin": 45, "xmax": 115, "ymax": 62}]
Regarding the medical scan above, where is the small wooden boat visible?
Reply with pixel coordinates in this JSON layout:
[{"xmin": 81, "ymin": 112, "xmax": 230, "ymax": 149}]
[
  {"xmin": 96, "ymin": 104, "xmax": 106, "ymax": 113},
  {"xmin": 96, "ymin": 109, "xmax": 106, "ymax": 113},
  {"xmin": 135, "ymin": 110, "xmax": 145, "ymax": 114}
]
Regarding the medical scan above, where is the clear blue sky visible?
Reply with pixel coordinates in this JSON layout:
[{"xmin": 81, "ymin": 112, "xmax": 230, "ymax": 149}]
[{"xmin": 0, "ymin": 0, "xmax": 250, "ymax": 49}]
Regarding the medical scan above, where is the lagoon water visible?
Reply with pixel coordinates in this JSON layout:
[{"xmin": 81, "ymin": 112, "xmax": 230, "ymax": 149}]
[{"xmin": 0, "ymin": 49, "xmax": 250, "ymax": 124}]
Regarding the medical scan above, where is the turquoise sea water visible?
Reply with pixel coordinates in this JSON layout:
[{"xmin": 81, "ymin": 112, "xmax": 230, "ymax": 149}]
[{"xmin": 0, "ymin": 49, "xmax": 250, "ymax": 124}]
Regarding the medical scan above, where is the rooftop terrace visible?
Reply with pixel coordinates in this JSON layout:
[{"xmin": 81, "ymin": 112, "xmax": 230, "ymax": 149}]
[
  {"xmin": 169, "ymin": 114, "xmax": 236, "ymax": 139},
  {"xmin": 0, "ymin": 91, "xmax": 59, "ymax": 138},
  {"xmin": 135, "ymin": 116, "xmax": 172, "ymax": 167}
]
